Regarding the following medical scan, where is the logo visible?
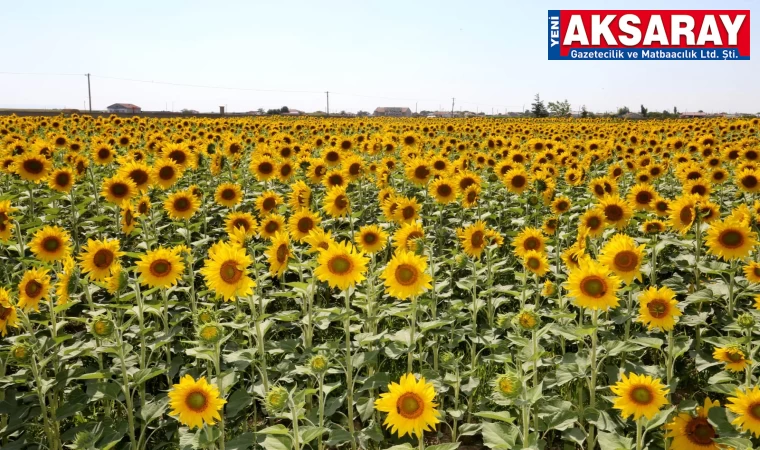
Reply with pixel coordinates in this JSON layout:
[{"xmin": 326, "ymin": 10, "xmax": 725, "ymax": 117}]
[{"xmin": 548, "ymin": 10, "xmax": 750, "ymax": 60}]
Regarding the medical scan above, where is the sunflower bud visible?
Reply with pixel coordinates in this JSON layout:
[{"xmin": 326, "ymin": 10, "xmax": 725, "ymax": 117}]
[
  {"xmin": 496, "ymin": 312, "xmax": 515, "ymax": 330},
  {"xmin": 265, "ymin": 386, "xmax": 289, "ymax": 411},
  {"xmin": 454, "ymin": 253, "xmax": 468, "ymax": 269},
  {"xmin": 439, "ymin": 351, "xmax": 456, "ymax": 367},
  {"xmin": 234, "ymin": 312, "xmax": 247, "ymax": 324},
  {"xmin": 91, "ymin": 317, "xmax": 115, "ymax": 338},
  {"xmin": 541, "ymin": 280, "xmax": 556, "ymax": 297},
  {"xmin": 11, "ymin": 343, "xmax": 31, "ymax": 363},
  {"xmin": 197, "ymin": 308, "xmax": 215, "ymax": 325},
  {"xmin": 73, "ymin": 430, "xmax": 98, "ymax": 449},
  {"xmin": 513, "ymin": 309, "xmax": 540, "ymax": 331},
  {"xmin": 309, "ymin": 354, "xmax": 329, "ymax": 374},
  {"xmin": 493, "ymin": 372, "xmax": 521, "ymax": 399},
  {"xmin": 198, "ymin": 323, "xmax": 223, "ymax": 344},
  {"xmin": 527, "ymin": 195, "xmax": 539, "ymax": 206},
  {"xmin": 738, "ymin": 313, "xmax": 756, "ymax": 330}
]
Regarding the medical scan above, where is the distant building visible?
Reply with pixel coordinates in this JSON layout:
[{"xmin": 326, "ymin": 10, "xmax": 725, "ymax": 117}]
[
  {"xmin": 106, "ymin": 103, "xmax": 142, "ymax": 113},
  {"xmin": 680, "ymin": 112, "xmax": 707, "ymax": 118},
  {"xmin": 374, "ymin": 107, "xmax": 412, "ymax": 117},
  {"xmin": 283, "ymin": 109, "xmax": 305, "ymax": 116}
]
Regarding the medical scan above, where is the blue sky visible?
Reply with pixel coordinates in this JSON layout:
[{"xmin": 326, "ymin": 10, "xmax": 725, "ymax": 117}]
[{"xmin": 1, "ymin": 0, "xmax": 757, "ymax": 113}]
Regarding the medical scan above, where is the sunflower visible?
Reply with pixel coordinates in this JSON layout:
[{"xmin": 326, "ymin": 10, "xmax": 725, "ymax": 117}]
[
  {"xmin": 611, "ymin": 373, "xmax": 669, "ymax": 421},
  {"xmin": 288, "ymin": 180, "xmax": 312, "ymax": 210},
  {"xmin": 214, "ymin": 183, "xmax": 242, "ymax": 208},
  {"xmin": 598, "ymin": 234, "xmax": 645, "ymax": 285},
  {"xmin": 314, "ymin": 240, "xmax": 369, "ymax": 290},
  {"xmin": 199, "ymin": 240, "xmax": 254, "ymax": 301},
  {"xmin": 523, "ymin": 250, "xmax": 549, "ymax": 276},
  {"xmin": 259, "ymin": 213, "xmax": 286, "ymax": 239},
  {"xmin": 55, "ymin": 256, "xmax": 76, "ymax": 305},
  {"xmin": 736, "ymin": 168, "xmax": 760, "ymax": 194},
  {"xmin": 637, "ymin": 286, "xmax": 681, "ymax": 331},
  {"xmin": 266, "ymin": 232, "xmax": 291, "ymax": 278},
  {"xmin": 288, "ymin": 208, "xmax": 322, "ymax": 241},
  {"xmin": 565, "ymin": 257, "xmax": 621, "ymax": 310},
  {"xmin": 17, "ymin": 267, "xmax": 51, "ymax": 312},
  {"xmin": 255, "ymin": 191, "xmax": 282, "ymax": 216},
  {"xmin": 136, "ymin": 195, "xmax": 151, "ymax": 215},
  {"xmin": 0, "ymin": 288, "xmax": 19, "ymax": 336},
  {"xmin": 744, "ymin": 261, "xmax": 760, "ymax": 283},
  {"xmin": 503, "ymin": 167, "xmax": 530, "ymax": 194},
  {"xmin": 374, "ymin": 373, "xmax": 440, "ymax": 439},
  {"xmin": 713, "ymin": 346, "xmax": 751, "ymax": 372},
  {"xmin": 394, "ymin": 221, "xmax": 425, "ymax": 252},
  {"xmin": 323, "ymin": 168, "xmax": 347, "ymax": 189},
  {"xmin": 429, "ymin": 177, "xmax": 458, "ymax": 204},
  {"xmin": 727, "ymin": 386, "xmax": 760, "ymax": 437},
  {"xmin": 121, "ymin": 202, "xmax": 138, "ymax": 234},
  {"xmin": 542, "ymin": 216, "xmax": 559, "ymax": 235},
  {"xmin": 153, "ymin": 158, "xmax": 183, "ymax": 190},
  {"xmin": 101, "ymin": 175, "xmax": 137, "ymax": 205},
  {"xmin": 118, "ymin": 161, "xmax": 152, "ymax": 191},
  {"xmin": 78, "ymin": 238, "xmax": 123, "ymax": 281},
  {"xmin": 551, "ymin": 196, "xmax": 571, "ymax": 215},
  {"xmin": 304, "ymin": 228, "xmax": 336, "ymax": 253},
  {"xmin": 668, "ymin": 195, "xmax": 699, "ymax": 234},
  {"xmin": 664, "ymin": 397, "xmax": 722, "ymax": 450},
  {"xmin": 13, "ymin": 153, "xmax": 52, "ymax": 183},
  {"xmin": 48, "ymin": 167, "xmax": 76, "ymax": 192},
  {"xmin": 164, "ymin": 190, "xmax": 201, "ymax": 221},
  {"xmin": 356, "ymin": 224, "xmax": 388, "ymax": 254},
  {"xmin": 168, "ymin": 374, "xmax": 226, "ymax": 429},
  {"xmin": 512, "ymin": 227, "xmax": 546, "ymax": 258},
  {"xmin": 697, "ymin": 200, "xmax": 720, "ymax": 224},
  {"xmin": 135, "ymin": 247, "xmax": 186, "ymax": 288},
  {"xmin": 598, "ymin": 195, "xmax": 633, "ymax": 229},
  {"xmin": 705, "ymin": 218, "xmax": 758, "ymax": 260},
  {"xmin": 405, "ymin": 158, "xmax": 433, "ymax": 185},
  {"xmin": 323, "ymin": 186, "xmax": 350, "ymax": 218},
  {"xmin": 578, "ymin": 208, "xmax": 607, "ymax": 238},
  {"xmin": 458, "ymin": 221, "xmax": 489, "ymax": 258},
  {"xmin": 225, "ymin": 211, "xmax": 257, "ymax": 237},
  {"xmin": 381, "ymin": 250, "xmax": 432, "ymax": 300},
  {"xmin": 29, "ymin": 225, "xmax": 71, "ymax": 262},
  {"xmin": 653, "ymin": 197, "xmax": 671, "ymax": 217},
  {"xmin": 395, "ymin": 196, "xmax": 421, "ymax": 224},
  {"xmin": 461, "ymin": 185, "xmax": 481, "ymax": 208},
  {"xmin": 307, "ymin": 158, "xmax": 328, "ymax": 183},
  {"xmin": 627, "ymin": 183, "xmax": 657, "ymax": 211}
]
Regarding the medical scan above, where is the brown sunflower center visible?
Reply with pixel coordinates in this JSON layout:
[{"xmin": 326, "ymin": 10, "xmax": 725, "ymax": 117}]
[
  {"xmin": 232, "ymin": 219, "xmax": 249, "ymax": 231},
  {"xmin": 749, "ymin": 402, "xmax": 760, "ymax": 420},
  {"xmin": 42, "ymin": 237, "xmax": 61, "ymax": 252},
  {"xmin": 434, "ymin": 160, "xmax": 446, "ymax": 171},
  {"xmin": 524, "ymin": 237, "xmax": 540, "ymax": 250},
  {"xmin": 329, "ymin": 255, "xmax": 352, "ymax": 274},
  {"xmin": 0, "ymin": 304, "xmax": 11, "ymax": 320},
  {"xmin": 396, "ymin": 392, "xmax": 424, "ymax": 419},
  {"xmin": 719, "ymin": 230, "xmax": 744, "ymax": 248},
  {"xmin": 437, "ymin": 184, "xmax": 452, "ymax": 197},
  {"xmin": 149, "ymin": 259, "xmax": 172, "ymax": 277},
  {"xmin": 636, "ymin": 191, "xmax": 652, "ymax": 205},
  {"xmin": 471, "ymin": 231, "xmax": 485, "ymax": 248},
  {"xmin": 580, "ymin": 276, "xmax": 606, "ymax": 298},
  {"xmin": 527, "ymin": 257, "xmax": 540, "ymax": 269},
  {"xmin": 466, "ymin": 190, "xmax": 477, "ymax": 203},
  {"xmin": 613, "ymin": 250, "xmax": 638, "ymax": 272},
  {"xmin": 98, "ymin": 148, "xmax": 111, "ymax": 160},
  {"xmin": 402, "ymin": 206, "xmax": 415, "ymax": 220},
  {"xmin": 220, "ymin": 261, "xmax": 243, "ymax": 283},
  {"xmin": 630, "ymin": 386, "xmax": 653, "ymax": 405},
  {"xmin": 130, "ymin": 170, "xmax": 148, "ymax": 186},
  {"xmin": 646, "ymin": 299, "xmax": 669, "ymax": 319},
  {"xmin": 186, "ymin": 391, "xmax": 208, "ymax": 412},
  {"xmin": 276, "ymin": 244, "xmax": 288, "ymax": 263},
  {"xmin": 511, "ymin": 175, "xmax": 526, "ymax": 188},
  {"xmin": 335, "ymin": 195, "xmax": 348, "ymax": 210},
  {"xmin": 55, "ymin": 172, "xmax": 71, "ymax": 187},
  {"xmin": 679, "ymin": 207, "xmax": 693, "ymax": 225},
  {"xmin": 587, "ymin": 217, "xmax": 602, "ymax": 230},
  {"xmin": 754, "ymin": 266, "xmax": 760, "ymax": 278},
  {"xmin": 111, "ymin": 183, "xmax": 129, "ymax": 197},
  {"xmin": 258, "ymin": 162, "xmax": 273, "ymax": 174},
  {"xmin": 174, "ymin": 197, "xmax": 191, "ymax": 212},
  {"xmin": 221, "ymin": 189, "xmax": 236, "ymax": 200},
  {"xmin": 264, "ymin": 221, "xmax": 279, "ymax": 233},
  {"xmin": 604, "ymin": 204, "xmax": 623, "ymax": 222},
  {"xmin": 23, "ymin": 159, "xmax": 44, "ymax": 174},
  {"xmin": 594, "ymin": 185, "xmax": 605, "ymax": 196},
  {"xmin": 159, "ymin": 166, "xmax": 175, "ymax": 180},
  {"xmin": 168, "ymin": 150, "xmax": 186, "ymax": 165},
  {"xmin": 414, "ymin": 166, "xmax": 430, "ymax": 180},
  {"xmin": 742, "ymin": 175, "xmax": 758, "ymax": 189},
  {"xmin": 727, "ymin": 350, "xmax": 744, "ymax": 362},
  {"xmin": 280, "ymin": 164, "xmax": 292, "ymax": 177},
  {"xmin": 395, "ymin": 264, "xmax": 419, "ymax": 286},
  {"xmin": 297, "ymin": 217, "xmax": 314, "ymax": 233},
  {"xmin": 685, "ymin": 417, "xmax": 715, "ymax": 445},
  {"xmin": 24, "ymin": 280, "xmax": 43, "ymax": 298},
  {"xmin": 363, "ymin": 232, "xmax": 378, "ymax": 244},
  {"xmin": 93, "ymin": 249, "xmax": 114, "ymax": 268}
]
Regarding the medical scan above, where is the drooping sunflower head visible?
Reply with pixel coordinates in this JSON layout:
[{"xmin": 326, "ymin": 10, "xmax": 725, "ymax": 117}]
[{"xmin": 713, "ymin": 345, "xmax": 751, "ymax": 372}]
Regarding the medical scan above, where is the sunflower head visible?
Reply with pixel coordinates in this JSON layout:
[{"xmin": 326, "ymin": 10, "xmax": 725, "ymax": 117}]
[
  {"xmin": 90, "ymin": 317, "xmax": 115, "ymax": 338},
  {"xmin": 492, "ymin": 372, "xmax": 521, "ymax": 399},
  {"xmin": 374, "ymin": 373, "xmax": 440, "ymax": 438}
]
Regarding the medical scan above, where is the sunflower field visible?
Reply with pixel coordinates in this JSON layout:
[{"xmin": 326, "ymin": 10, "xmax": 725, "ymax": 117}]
[{"xmin": 2, "ymin": 115, "xmax": 760, "ymax": 450}]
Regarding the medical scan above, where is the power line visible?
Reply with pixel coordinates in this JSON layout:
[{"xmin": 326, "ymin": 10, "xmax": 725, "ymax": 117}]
[{"xmin": 0, "ymin": 71, "xmax": 84, "ymax": 77}]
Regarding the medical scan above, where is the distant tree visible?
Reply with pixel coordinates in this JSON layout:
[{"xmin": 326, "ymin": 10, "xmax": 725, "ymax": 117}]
[
  {"xmin": 698, "ymin": 110, "xmax": 704, "ymax": 113},
  {"xmin": 674, "ymin": 106, "xmax": 678, "ymax": 114},
  {"xmin": 531, "ymin": 94, "xmax": 549, "ymax": 118},
  {"xmin": 548, "ymin": 99, "xmax": 572, "ymax": 116},
  {"xmin": 280, "ymin": 106, "xmax": 290, "ymax": 113},
  {"xmin": 617, "ymin": 106, "xmax": 630, "ymax": 116},
  {"xmin": 581, "ymin": 105, "xmax": 589, "ymax": 118},
  {"xmin": 339, "ymin": 110, "xmax": 347, "ymax": 115},
  {"xmin": 257, "ymin": 108, "xmax": 264, "ymax": 114},
  {"xmin": 266, "ymin": 109, "xmax": 281, "ymax": 115},
  {"xmin": 640, "ymin": 104, "xmax": 648, "ymax": 116},
  {"xmin": 356, "ymin": 110, "xmax": 369, "ymax": 117}
]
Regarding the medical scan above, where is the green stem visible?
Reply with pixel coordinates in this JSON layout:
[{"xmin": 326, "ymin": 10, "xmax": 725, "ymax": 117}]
[
  {"xmin": 408, "ymin": 296, "xmax": 417, "ymax": 373},
  {"xmin": 253, "ymin": 295, "xmax": 270, "ymax": 392},
  {"xmin": 344, "ymin": 289, "xmax": 357, "ymax": 450},
  {"xmin": 636, "ymin": 417, "xmax": 644, "ymax": 450},
  {"xmin": 215, "ymin": 341, "xmax": 226, "ymax": 450},
  {"xmin": 588, "ymin": 310, "xmax": 599, "ymax": 450},
  {"xmin": 118, "ymin": 329, "xmax": 138, "ymax": 449}
]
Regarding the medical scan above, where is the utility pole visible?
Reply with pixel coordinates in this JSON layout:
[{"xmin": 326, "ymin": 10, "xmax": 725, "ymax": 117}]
[
  {"xmin": 86, "ymin": 73, "xmax": 92, "ymax": 111},
  {"xmin": 326, "ymin": 91, "xmax": 330, "ymax": 116},
  {"xmin": 451, "ymin": 98, "xmax": 455, "ymax": 117},
  {"xmin": 415, "ymin": 102, "xmax": 418, "ymax": 114}
]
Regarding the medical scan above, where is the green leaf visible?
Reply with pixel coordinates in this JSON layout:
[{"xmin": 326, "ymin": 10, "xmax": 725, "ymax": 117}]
[
  {"xmin": 57, "ymin": 389, "xmax": 89, "ymax": 420},
  {"xmin": 597, "ymin": 431, "xmax": 634, "ymax": 450},
  {"xmin": 562, "ymin": 428, "xmax": 586, "ymax": 446},
  {"xmin": 258, "ymin": 424, "xmax": 290, "ymax": 435},
  {"xmin": 138, "ymin": 396, "xmax": 168, "ymax": 424},
  {"xmin": 226, "ymin": 388, "xmax": 253, "ymax": 417},
  {"xmin": 299, "ymin": 426, "xmax": 328, "ymax": 443},
  {"xmin": 645, "ymin": 406, "xmax": 675, "ymax": 431},
  {"xmin": 481, "ymin": 422, "xmax": 519, "ymax": 449},
  {"xmin": 473, "ymin": 411, "xmax": 515, "ymax": 423},
  {"xmin": 132, "ymin": 368, "xmax": 167, "ymax": 386},
  {"xmin": 359, "ymin": 372, "xmax": 390, "ymax": 391},
  {"xmin": 259, "ymin": 435, "xmax": 293, "ymax": 450},
  {"xmin": 425, "ymin": 444, "xmax": 460, "ymax": 450},
  {"xmin": 227, "ymin": 432, "xmax": 255, "ymax": 450},
  {"xmin": 544, "ymin": 410, "xmax": 577, "ymax": 431}
]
